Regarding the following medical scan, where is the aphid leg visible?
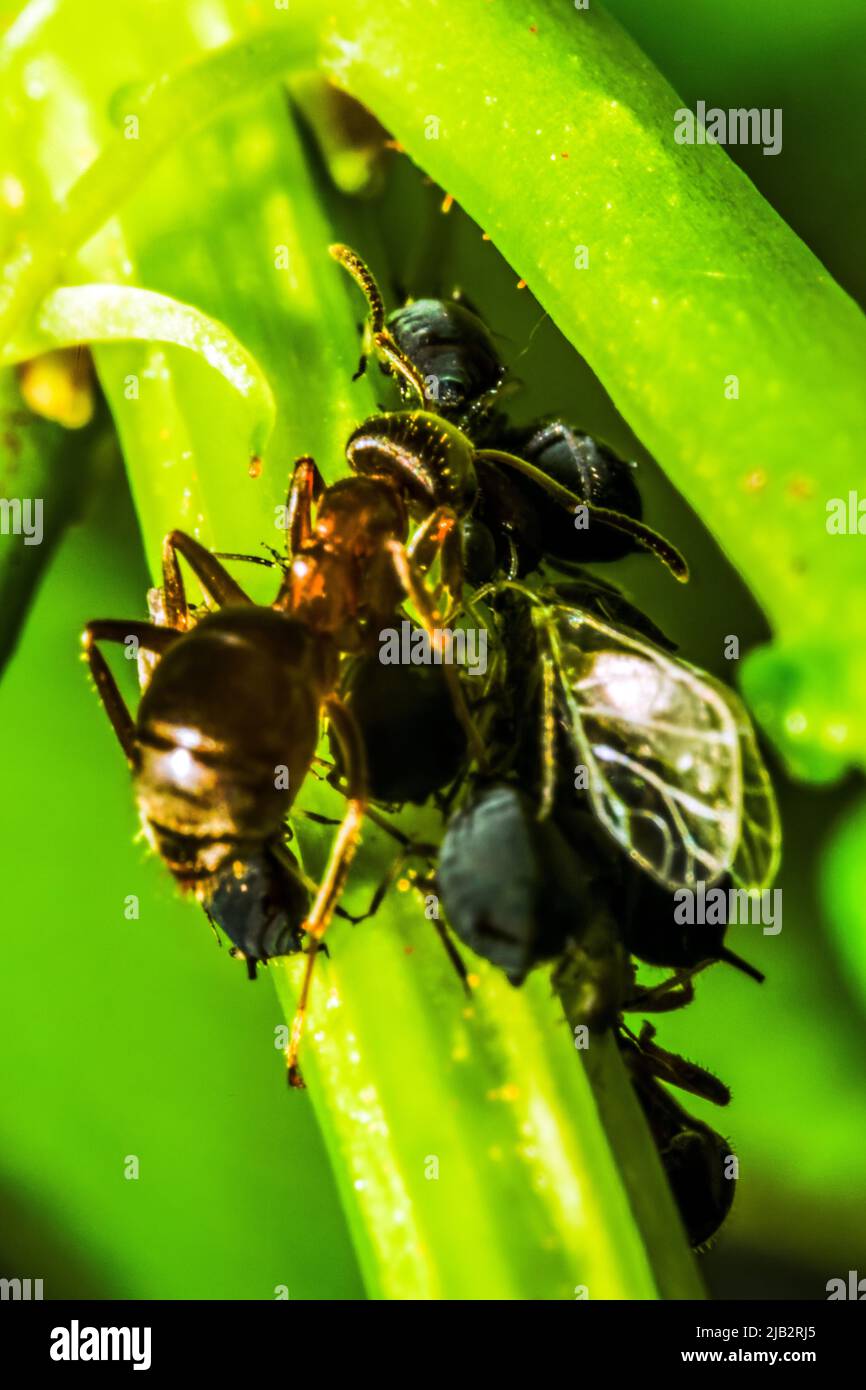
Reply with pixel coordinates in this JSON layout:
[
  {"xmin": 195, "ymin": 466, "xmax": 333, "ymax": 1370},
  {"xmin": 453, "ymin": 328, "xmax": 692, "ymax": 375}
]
[
  {"xmin": 406, "ymin": 504, "xmax": 464, "ymax": 609},
  {"xmin": 81, "ymin": 620, "xmax": 181, "ymax": 765},
  {"xmin": 329, "ymin": 243, "xmax": 427, "ymax": 405},
  {"xmin": 507, "ymin": 599, "xmax": 562, "ymax": 822},
  {"xmin": 336, "ymin": 845, "xmax": 435, "ymax": 926},
  {"xmin": 458, "ymin": 375, "xmax": 519, "ymax": 434},
  {"xmin": 626, "ymin": 1020, "xmax": 731, "ymax": 1107},
  {"xmin": 359, "ymin": 852, "xmax": 470, "ymax": 993},
  {"xmin": 625, "ymin": 960, "xmax": 713, "ymax": 1014},
  {"xmin": 429, "ymin": 916, "xmax": 472, "ymax": 993},
  {"xmin": 474, "ymin": 447, "xmax": 689, "ymax": 582},
  {"xmin": 373, "ymin": 331, "xmax": 429, "ymax": 405},
  {"xmin": 537, "ymin": 646, "xmax": 558, "ymax": 821},
  {"xmin": 284, "ymin": 696, "xmax": 367, "ymax": 1088},
  {"xmin": 202, "ymin": 908, "xmax": 222, "ymax": 948},
  {"xmin": 412, "ymin": 869, "xmax": 473, "ymax": 994},
  {"xmin": 305, "ymin": 769, "xmax": 418, "ymax": 848},
  {"xmin": 387, "ymin": 536, "xmax": 489, "ymax": 771},
  {"xmin": 161, "ymin": 530, "xmax": 253, "ymax": 628},
  {"xmin": 292, "ymin": 810, "xmax": 436, "ymax": 933}
]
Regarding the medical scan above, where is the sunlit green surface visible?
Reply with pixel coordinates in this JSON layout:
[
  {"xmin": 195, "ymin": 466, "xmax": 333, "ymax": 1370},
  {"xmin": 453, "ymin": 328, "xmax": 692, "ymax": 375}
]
[{"xmin": 1, "ymin": 0, "xmax": 865, "ymax": 1301}]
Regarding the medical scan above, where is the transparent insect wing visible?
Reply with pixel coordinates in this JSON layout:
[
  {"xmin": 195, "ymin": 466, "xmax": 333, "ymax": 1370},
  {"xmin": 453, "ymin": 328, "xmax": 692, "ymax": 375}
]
[
  {"xmin": 700, "ymin": 672, "xmax": 781, "ymax": 892},
  {"xmin": 550, "ymin": 606, "xmax": 742, "ymax": 890}
]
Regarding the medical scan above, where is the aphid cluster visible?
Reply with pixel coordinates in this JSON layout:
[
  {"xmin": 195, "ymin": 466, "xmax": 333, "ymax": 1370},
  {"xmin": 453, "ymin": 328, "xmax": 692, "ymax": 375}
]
[{"xmin": 83, "ymin": 246, "xmax": 779, "ymax": 1249}]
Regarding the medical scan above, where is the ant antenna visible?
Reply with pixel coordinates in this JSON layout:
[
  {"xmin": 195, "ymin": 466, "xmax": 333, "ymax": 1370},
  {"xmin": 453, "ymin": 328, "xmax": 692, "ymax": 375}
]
[{"xmin": 475, "ymin": 448, "xmax": 689, "ymax": 582}]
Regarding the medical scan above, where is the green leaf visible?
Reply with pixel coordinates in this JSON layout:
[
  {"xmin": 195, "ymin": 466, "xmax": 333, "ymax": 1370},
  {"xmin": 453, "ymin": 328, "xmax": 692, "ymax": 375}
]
[
  {"xmin": 3, "ymin": 285, "xmax": 276, "ymax": 460},
  {"xmin": 0, "ymin": 15, "xmax": 322, "ymax": 347}
]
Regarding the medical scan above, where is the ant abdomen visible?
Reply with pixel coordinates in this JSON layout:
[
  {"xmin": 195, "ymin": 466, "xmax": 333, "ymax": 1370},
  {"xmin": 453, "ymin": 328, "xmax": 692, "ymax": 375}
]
[{"xmin": 136, "ymin": 607, "xmax": 326, "ymax": 869}]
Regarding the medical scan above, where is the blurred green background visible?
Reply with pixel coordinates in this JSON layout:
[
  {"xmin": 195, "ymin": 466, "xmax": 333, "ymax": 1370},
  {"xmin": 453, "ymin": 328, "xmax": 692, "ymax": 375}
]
[{"xmin": 1, "ymin": 0, "xmax": 865, "ymax": 1299}]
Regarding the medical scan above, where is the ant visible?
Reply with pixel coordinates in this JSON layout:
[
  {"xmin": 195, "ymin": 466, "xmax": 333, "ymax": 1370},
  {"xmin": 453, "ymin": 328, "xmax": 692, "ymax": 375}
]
[{"xmin": 82, "ymin": 448, "xmax": 491, "ymax": 1086}]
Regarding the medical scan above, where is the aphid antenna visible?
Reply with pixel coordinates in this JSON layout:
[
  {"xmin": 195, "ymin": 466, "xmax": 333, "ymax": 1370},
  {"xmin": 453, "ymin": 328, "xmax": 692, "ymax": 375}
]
[{"xmin": 330, "ymin": 242, "xmax": 428, "ymax": 405}]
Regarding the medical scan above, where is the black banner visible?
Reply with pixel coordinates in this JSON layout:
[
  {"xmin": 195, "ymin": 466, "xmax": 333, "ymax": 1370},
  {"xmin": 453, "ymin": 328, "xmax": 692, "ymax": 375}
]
[{"xmin": 0, "ymin": 1297, "xmax": 861, "ymax": 1375}]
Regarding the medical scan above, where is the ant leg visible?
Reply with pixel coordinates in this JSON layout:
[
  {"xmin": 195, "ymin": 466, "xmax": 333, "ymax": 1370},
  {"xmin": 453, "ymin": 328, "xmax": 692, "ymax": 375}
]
[
  {"xmin": 274, "ymin": 456, "xmax": 325, "ymax": 609},
  {"xmin": 284, "ymin": 695, "xmax": 367, "ymax": 1087},
  {"xmin": 387, "ymin": 536, "xmax": 488, "ymax": 770},
  {"xmin": 81, "ymin": 620, "xmax": 181, "ymax": 764},
  {"xmin": 329, "ymin": 243, "xmax": 427, "ymax": 405},
  {"xmin": 161, "ymin": 530, "xmax": 253, "ymax": 628},
  {"xmin": 305, "ymin": 698, "xmax": 367, "ymax": 941},
  {"xmin": 474, "ymin": 447, "xmax": 689, "ymax": 583},
  {"xmin": 287, "ymin": 455, "xmax": 324, "ymax": 557}
]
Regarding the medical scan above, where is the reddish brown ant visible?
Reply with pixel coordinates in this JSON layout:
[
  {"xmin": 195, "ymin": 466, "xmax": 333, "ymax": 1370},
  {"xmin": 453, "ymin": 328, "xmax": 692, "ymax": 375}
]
[{"xmin": 82, "ymin": 445, "xmax": 492, "ymax": 1084}]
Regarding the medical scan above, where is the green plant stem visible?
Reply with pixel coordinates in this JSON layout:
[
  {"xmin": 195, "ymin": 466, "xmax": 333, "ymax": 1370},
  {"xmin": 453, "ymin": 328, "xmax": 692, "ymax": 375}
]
[{"xmin": 272, "ymin": 908, "xmax": 701, "ymax": 1300}]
